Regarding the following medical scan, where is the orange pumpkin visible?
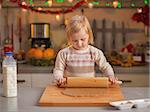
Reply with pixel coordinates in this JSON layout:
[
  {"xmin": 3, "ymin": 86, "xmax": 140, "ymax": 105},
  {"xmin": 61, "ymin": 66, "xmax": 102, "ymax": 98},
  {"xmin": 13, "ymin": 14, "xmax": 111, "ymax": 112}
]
[
  {"xmin": 43, "ymin": 48, "xmax": 55, "ymax": 59},
  {"xmin": 27, "ymin": 48, "xmax": 36, "ymax": 58},
  {"xmin": 27, "ymin": 48, "xmax": 43, "ymax": 59},
  {"xmin": 34, "ymin": 48, "xmax": 43, "ymax": 59}
]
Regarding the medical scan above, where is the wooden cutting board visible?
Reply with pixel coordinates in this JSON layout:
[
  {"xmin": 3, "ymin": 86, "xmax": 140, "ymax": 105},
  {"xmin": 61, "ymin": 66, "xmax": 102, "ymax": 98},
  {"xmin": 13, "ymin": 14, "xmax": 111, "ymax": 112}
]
[{"xmin": 38, "ymin": 85, "xmax": 124, "ymax": 106}]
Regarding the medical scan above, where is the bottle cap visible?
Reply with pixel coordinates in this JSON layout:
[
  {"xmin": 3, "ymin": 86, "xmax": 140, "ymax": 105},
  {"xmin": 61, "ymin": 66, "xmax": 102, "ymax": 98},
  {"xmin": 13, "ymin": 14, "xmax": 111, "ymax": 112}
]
[{"xmin": 5, "ymin": 52, "xmax": 13, "ymax": 57}]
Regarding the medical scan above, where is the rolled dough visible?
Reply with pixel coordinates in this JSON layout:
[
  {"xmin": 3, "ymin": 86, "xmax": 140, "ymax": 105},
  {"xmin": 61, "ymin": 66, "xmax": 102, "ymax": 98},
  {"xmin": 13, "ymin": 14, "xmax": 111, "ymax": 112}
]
[{"xmin": 61, "ymin": 88, "xmax": 106, "ymax": 97}]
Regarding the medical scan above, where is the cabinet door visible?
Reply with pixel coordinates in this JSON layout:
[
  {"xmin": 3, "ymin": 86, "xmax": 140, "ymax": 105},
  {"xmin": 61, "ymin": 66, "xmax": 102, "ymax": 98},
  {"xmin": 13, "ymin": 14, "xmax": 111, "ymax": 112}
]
[
  {"xmin": 116, "ymin": 74, "xmax": 149, "ymax": 87},
  {"xmin": 17, "ymin": 74, "xmax": 32, "ymax": 88},
  {"xmin": 32, "ymin": 73, "xmax": 54, "ymax": 87},
  {"xmin": 0, "ymin": 74, "xmax": 31, "ymax": 88},
  {"xmin": 0, "ymin": 74, "xmax": 2, "ymax": 87}
]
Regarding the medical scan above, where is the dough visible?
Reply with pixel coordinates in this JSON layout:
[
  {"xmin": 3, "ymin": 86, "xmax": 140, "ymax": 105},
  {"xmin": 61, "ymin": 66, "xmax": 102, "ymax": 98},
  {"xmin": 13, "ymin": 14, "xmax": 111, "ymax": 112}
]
[{"xmin": 61, "ymin": 88, "xmax": 106, "ymax": 97}]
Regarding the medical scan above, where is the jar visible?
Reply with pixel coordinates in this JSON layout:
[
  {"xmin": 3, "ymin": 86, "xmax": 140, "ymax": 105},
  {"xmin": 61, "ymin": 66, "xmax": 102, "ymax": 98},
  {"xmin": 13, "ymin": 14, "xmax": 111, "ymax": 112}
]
[{"xmin": 133, "ymin": 45, "xmax": 145, "ymax": 63}]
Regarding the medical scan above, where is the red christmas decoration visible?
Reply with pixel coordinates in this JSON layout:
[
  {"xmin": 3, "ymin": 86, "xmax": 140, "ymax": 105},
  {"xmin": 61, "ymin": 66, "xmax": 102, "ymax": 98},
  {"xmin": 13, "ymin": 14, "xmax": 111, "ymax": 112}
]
[
  {"xmin": 132, "ymin": 5, "xmax": 149, "ymax": 26},
  {"xmin": 0, "ymin": 0, "xmax": 3, "ymax": 6},
  {"xmin": 121, "ymin": 43, "xmax": 135, "ymax": 53},
  {"xmin": 10, "ymin": 0, "xmax": 87, "ymax": 14}
]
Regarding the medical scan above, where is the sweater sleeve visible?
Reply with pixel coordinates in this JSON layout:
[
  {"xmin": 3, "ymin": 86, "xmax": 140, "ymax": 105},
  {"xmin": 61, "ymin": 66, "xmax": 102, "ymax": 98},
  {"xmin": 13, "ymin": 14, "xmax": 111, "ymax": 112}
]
[
  {"xmin": 53, "ymin": 50, "xmax": 66, "ymax": 80},
  {"xmin": 95, "ymin": 50, "xmax": 114, "ymax": 77}
]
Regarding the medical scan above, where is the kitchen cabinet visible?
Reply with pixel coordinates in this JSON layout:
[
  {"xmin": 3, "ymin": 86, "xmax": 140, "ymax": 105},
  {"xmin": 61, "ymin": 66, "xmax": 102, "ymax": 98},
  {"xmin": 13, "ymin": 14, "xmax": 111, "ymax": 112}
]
[
  {"xmin": 0, "ymin": 75, "xmax": 2, "ymax": 87},
  {"xmin": 116, "ymin": 74, "xmax": 149, "ymax": 87},
  {"xmin": 17, "ymin": 74, "xmax": 32, "ymax": 88},
  {"xmin": 31, "ymin": 73, "xmax": 54, "ymax": 87},
  {"xmin": 0, "ymin": 73, "xmax": 53, "ymax": 88},
  {"xmin": 0, "ymin": 73, "xmax": 149, "ymax": 87},
  {"xmin": 0, "ymin": 74, "xmax": 32, "ymax": 88},
  {"xmin": 96, "ymin": 73, "xmax": 149, "ymax": 87},
  {"xmin": 0, "ymin": 63, "xmax": 149, "ymax": 87}
]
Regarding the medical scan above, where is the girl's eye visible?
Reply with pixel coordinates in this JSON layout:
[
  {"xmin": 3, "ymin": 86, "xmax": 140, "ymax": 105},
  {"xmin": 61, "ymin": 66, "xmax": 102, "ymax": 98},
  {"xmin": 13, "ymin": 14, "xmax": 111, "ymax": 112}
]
[
  {"xmin": 73, "ymin": 40, "xmax": 78, "ymax": 42},
  {"xmin": 81, "ymin": 38, "xmax": 85, "ymax": 41}
]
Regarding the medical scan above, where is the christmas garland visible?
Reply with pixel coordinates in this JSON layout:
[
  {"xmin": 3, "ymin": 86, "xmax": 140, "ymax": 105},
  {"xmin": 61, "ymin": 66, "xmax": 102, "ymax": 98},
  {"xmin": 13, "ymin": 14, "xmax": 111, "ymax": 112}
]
[{"xmin": 9, "ymin": 0, "xmax": 87, "ymax": 14}]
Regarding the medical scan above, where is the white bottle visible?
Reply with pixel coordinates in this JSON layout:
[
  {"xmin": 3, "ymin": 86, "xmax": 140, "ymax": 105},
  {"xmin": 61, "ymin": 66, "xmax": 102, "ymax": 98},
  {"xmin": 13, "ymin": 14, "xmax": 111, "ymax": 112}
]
[{"xmin": 2, "ymin": 52, "xmax": 17, "ymax": 97}]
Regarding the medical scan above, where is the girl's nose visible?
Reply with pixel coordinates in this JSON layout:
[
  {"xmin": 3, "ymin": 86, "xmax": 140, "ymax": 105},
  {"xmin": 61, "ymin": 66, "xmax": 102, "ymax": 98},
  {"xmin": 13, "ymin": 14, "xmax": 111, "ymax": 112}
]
[{"xmin": 77, "ymin": 41, "xmax": 82, "ymax": 47}]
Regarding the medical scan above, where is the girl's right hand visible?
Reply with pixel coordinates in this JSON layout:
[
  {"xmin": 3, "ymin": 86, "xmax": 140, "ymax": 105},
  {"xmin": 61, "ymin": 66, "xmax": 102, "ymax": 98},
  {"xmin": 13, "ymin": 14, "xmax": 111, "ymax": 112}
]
[
  {"xmin": 108, "ymin": 76, "xmax": 118, "ymax": 84},
  {"xmin": 57, "ymin": 78, "xmax": 67, "ymax": 86}
]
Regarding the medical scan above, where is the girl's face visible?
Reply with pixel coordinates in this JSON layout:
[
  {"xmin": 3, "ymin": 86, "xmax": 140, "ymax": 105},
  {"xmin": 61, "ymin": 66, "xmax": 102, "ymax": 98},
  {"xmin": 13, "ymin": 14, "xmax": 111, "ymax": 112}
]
[{"xmin": 69, "ymin": 28, "xmax": 89, "ymax": 50}]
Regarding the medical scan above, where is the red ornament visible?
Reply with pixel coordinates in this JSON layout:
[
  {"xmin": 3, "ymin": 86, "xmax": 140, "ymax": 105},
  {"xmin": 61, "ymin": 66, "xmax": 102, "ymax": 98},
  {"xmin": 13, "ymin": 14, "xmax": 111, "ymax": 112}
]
[
  {"xmin": 121, "ymin": 43, "xmax": 135, "ymax": 53},
  {"xmin": 4, "ymin": 44, "xmax": 13, "ymax": 53}
]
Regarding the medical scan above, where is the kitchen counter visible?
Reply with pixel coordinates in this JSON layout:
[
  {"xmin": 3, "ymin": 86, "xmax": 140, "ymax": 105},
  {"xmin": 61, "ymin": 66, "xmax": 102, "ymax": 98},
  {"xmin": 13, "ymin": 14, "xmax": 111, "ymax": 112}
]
[
  {"xmin": 0, "ymin": 87, "xmax": 150, "ymax": 112},
  {"xmin": 0, "ymin": 63, "xmax": 149, "ymax": 74}
]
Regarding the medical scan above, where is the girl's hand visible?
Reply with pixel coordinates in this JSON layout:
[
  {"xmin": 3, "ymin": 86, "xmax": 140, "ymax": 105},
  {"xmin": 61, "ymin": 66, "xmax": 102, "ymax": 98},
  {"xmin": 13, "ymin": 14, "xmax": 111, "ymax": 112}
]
[
  {"xmin": 108, "ymin": 76, "xmax": 118, "ymax": 84},
  {"xmin": 56, "ymin": 78, "xmax": 67, "ymax": 86}
]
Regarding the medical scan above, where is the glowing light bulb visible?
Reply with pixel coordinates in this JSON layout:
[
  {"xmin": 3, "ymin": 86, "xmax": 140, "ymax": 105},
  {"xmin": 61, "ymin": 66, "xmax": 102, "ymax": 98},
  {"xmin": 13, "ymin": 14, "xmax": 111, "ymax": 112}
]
[
  {"xmin": 88, "ymin": 3, "xmax": 93, "ymax": 8},
  {"xmin": 113, "ymin": 0, "xmax": 118, "ymax": 8},
  {"xmin": 38, "ymin": 7, "xmax": 42, "ymax": 11},
  {"xmin": 21, "ymin": 1, "xmax": 27, "ymax": 12},
  {"xmin": 137, "ymin": 8, "xmax": 142, "ymax": 13},
  {"xmin": 64, "ymin": 19, "xmax": 68, "ymax": 25},
  {"xmin": 48, "ymin": 0, "xmax": 53, "ymax": 7},
  {"xmin": 0, "ymin": 4, "xmax": 2, "ymax": 10},
  {"xmin": 22, "ymin": 8, "xmax": 27, "ymax": 12},
  {"xmin": 22, "ymin": 2, "xmax": 27, "ymax": 5},
  {"xmin": 56, "ymin": 15, "xmax": 60, "ymax": 21},
  {"xmin": 68, "ymin": 0, "xmax": 73, "ymax": 3}
]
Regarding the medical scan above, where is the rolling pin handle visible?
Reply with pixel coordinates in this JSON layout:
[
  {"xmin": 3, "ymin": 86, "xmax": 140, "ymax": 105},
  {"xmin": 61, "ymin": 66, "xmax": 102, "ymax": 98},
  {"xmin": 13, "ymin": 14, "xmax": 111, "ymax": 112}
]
[
  {"xmin": 116, "ymin": 80, "xmax": 122, "ymax": 84},
  {"xmin": 108, "ymin": 80, "xmax": 122, "ymax": 85}
]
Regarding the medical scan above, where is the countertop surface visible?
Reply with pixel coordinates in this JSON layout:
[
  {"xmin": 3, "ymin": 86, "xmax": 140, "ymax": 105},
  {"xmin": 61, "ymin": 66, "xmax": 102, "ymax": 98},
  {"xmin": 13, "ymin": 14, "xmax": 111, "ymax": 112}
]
[
  {"xmin": 0, "ymin": 87, "xmax": 150, "ymax": 112},
  {"xmin": 0, "ymin": 63, "xmax": 149, "ymax": 74}
]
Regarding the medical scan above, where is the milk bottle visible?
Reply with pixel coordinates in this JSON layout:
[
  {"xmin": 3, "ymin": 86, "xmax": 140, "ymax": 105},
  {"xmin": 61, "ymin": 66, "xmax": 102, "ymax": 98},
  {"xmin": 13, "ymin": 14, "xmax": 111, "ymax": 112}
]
[{"xmin": 2, "ymin": 52, "xmax": 17, "ymax": 97}]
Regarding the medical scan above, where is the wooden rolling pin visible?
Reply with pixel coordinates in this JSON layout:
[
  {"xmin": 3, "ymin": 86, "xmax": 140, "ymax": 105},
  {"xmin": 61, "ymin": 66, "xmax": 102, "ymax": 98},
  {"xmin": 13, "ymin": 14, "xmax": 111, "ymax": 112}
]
[{"xmin": 59, "ymin": 77, "xmax": 122, "ymax": 88}]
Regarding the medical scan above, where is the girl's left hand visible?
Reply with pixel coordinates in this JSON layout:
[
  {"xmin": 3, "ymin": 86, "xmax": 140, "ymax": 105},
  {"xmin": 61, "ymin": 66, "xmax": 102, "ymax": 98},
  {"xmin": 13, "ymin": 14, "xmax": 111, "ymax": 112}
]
[{"xmin": 108, "ymin": 76, "xmax": 118, "ymax": 84}]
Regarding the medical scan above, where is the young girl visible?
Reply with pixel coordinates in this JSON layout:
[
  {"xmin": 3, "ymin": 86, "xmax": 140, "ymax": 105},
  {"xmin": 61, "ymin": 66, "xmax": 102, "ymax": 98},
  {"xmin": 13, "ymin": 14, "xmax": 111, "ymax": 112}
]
[{"xmin": 53, "ymin": 15, "xmax": 117, "ymax": 85}]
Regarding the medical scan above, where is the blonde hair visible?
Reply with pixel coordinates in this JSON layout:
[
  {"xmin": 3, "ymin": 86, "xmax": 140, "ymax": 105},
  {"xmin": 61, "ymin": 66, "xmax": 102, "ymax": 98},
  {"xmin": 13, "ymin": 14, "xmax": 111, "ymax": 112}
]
[{"xmin": 66, "ymin": 15, "xmax": 94, "ymax": 45}]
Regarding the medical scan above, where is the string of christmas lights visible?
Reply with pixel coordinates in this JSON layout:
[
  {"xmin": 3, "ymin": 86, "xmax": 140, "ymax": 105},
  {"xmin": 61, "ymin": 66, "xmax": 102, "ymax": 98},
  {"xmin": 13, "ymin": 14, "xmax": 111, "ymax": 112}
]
[
  {"xmin": 6, "ymin": 0, "xmax": 150, "ymax": 15},
  {"xmin": 9, "ymin": 0, "xmax": 87, "ymax": 14}
]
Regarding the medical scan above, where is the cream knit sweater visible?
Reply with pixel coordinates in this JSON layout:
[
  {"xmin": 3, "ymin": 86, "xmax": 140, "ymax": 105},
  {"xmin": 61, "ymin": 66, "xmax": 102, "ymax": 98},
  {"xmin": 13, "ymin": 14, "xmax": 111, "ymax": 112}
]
[{"xmin": 53, "ymin": 45, "xmax": 114, "ymax": 80}]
